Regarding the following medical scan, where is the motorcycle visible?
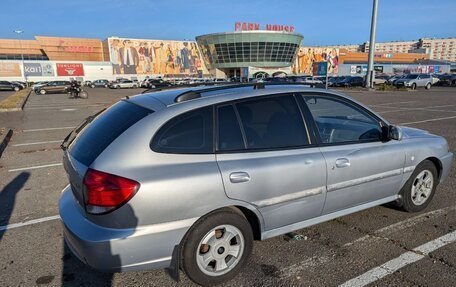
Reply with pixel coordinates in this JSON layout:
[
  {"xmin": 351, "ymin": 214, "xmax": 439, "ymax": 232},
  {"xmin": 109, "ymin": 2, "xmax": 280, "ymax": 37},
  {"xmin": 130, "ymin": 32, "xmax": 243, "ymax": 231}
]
[{"xmin": 68, "ymin": 86, "xmax": 88, "ymax": 99}]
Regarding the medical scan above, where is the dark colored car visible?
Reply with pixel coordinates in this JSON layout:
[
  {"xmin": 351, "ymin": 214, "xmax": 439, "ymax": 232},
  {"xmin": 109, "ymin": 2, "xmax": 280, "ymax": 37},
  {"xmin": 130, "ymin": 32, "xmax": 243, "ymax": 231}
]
[
  {"xmin": 0, "ymin": 81, "xmax": 23, "ymax": 91},
  {"xmin": 141, "ymin": 79, "xmax": 172, "ymax": 89},
  {"xmin": 436, "ymin": 74, "xmax": 456, "ymax": 86},
  {"xmin": 328, "ymin": 76, "xmax": 347, "ymax": 87},
  {"xmin": 35, "ymin": 81, "xmax": 71, "ymax": 95},
  {"xmin": 90, "ymin": 79, "xmax": 109, "ymax": 88},
  {"xmin": 338, "ymin": 76, "xmax": 364, "ymax": 87}
]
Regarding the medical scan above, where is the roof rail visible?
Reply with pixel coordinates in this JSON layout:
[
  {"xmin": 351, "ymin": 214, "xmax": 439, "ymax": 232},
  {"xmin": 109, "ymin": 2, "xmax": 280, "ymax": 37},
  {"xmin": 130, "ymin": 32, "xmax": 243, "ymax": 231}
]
[{"xmin": 173, "ymin": 82, "xmax": 318, "ymax": 103}]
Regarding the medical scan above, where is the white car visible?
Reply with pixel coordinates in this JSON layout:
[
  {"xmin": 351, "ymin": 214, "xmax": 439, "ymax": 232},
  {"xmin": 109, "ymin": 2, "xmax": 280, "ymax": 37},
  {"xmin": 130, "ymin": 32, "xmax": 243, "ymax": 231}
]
[
  {"xmin": 109, "ymin": 79, "xmax": 138, "ymax": 89},
  {"xmin": 300, "ymin": 76, "xmax": 323, "ymax": 85}
]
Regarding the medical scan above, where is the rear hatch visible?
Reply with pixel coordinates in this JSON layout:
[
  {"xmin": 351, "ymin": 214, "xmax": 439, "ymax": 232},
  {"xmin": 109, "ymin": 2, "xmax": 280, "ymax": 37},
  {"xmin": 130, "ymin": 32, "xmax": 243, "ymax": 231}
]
[{"xmin": 61, "ymin": 100, "xmax": 152, "ymax": 212}]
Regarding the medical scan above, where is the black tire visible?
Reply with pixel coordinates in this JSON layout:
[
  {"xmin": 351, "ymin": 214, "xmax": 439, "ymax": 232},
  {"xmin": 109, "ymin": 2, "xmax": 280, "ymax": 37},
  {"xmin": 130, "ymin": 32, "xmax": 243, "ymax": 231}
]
[
  {"xmin": 425, "ymin": 83, "xmax": 431, "ymax": 90},
  {"xmin": 91, "ymin": 84, "xmax": 95, "ymax": 88},
  {"xmin": 398, "ymin": 160, "xmax": 438, "ymax": 213},
  {"xmin": 181, "ymin": 208, "xmax": 253, "ymax": 286},
  {"xmin": 39, "ymin": 89, "xmax": 46, "ymax": 95},
  {"xmin": 14, "ymin": 86, "xmax": 20, "ymax": 91},
  {"xmin": 411, "ymin": 83, "xmax": 417, "ymax": 90}
]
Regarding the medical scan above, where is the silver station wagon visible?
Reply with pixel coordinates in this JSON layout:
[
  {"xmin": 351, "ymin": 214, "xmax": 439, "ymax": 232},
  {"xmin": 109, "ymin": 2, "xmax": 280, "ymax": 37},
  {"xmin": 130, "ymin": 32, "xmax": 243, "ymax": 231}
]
[{"xmin": 59, "ymin": 84, "xmax": 453, "ymax": 285}]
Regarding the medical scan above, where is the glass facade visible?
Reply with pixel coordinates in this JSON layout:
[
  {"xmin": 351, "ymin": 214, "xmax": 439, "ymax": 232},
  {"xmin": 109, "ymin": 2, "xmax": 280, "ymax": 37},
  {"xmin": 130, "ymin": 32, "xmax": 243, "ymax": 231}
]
[{"xmin": 196, "ymin": 31, "xmax": 303, "ymax": 69}]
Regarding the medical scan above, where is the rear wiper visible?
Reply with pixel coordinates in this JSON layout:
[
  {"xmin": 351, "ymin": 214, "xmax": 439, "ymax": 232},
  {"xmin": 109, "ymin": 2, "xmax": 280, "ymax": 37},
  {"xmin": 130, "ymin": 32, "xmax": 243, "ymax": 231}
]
[{"xmin": 60, "ymin": 108, "xmax": 106, "ymax": 150}]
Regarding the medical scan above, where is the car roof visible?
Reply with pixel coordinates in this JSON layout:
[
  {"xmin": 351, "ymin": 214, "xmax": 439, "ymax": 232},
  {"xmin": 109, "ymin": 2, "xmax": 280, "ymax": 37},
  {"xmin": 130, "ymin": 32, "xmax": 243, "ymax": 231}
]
[{"xmin": 127, "ymin": 84, "xmax": 385, "ymax": 121}]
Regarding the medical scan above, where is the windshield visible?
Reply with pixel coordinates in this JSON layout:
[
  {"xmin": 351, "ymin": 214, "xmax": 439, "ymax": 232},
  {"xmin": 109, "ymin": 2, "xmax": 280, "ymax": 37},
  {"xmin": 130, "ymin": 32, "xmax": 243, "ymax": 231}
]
[{"xmin": 405, "ymin": 74, "xmax": 418, "ymax": 79}]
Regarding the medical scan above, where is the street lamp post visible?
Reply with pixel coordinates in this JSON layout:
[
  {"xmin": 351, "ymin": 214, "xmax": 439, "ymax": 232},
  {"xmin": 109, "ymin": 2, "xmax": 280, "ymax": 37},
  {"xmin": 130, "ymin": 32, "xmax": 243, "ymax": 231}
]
[
  {"xmin": 366, "ymin": 0, "xmax": 379, "ymax": 89},
  {"xmin": 14, "ymin": 30, "xmax": 26, "ymax": 85}
]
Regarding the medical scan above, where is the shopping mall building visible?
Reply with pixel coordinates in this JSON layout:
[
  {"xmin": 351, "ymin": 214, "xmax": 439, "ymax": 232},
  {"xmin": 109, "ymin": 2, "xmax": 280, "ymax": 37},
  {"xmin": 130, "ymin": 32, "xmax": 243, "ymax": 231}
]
[{"xmin": 0, "ymin": 23, "xmax": 452, "ymax": 82}]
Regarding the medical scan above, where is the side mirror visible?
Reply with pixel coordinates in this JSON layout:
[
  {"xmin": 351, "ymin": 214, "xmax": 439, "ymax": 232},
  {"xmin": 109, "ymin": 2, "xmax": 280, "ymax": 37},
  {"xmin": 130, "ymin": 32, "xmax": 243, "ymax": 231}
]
[
  {"xmin": 389, "ymin": 125, "xmax": 403, "ymax": 141},
  {"xmin": 381, "ymin": 125, "xmax": 402, "ymax": 141}
]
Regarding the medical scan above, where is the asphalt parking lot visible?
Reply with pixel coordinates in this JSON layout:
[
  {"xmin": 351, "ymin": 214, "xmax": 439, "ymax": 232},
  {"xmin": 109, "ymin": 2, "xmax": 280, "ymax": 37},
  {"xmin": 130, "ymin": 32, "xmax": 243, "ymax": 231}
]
[{"xmin": 0, "ymin": 86, "xmax": 455, "ymax": 287}]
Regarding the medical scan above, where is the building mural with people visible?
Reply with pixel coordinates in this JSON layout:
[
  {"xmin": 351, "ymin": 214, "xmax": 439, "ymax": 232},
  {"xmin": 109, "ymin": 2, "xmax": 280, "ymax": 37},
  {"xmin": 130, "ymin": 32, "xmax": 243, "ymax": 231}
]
[
  {"xmin": 293, "ymin": 47, "xmax": 340, "ymax": 75},
  {"xmin": 106, "ymin": 37, "xmax": 208, "ymax": 76}
]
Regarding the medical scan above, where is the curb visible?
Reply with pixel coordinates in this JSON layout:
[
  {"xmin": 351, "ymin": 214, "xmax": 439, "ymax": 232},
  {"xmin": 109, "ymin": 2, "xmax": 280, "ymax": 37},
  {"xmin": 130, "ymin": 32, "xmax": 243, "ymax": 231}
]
[
  {"xmin": 0, "ymin": 89, "xmax": 31, "ymax": 113},
  {"xmin": 20, "ymin": 90, "xmax": 32, "ymax": 110},
  {"xmin": 0, "ymin": 129, "xmax": 13, "ymax": 158}
]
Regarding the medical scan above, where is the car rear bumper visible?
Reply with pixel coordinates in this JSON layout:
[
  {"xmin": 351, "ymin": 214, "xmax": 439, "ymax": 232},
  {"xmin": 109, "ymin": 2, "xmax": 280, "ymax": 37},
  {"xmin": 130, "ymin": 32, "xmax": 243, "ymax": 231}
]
[
  {"xmin": 59, "ymin": 185, "xmax": 197, "ymax": 272},
  {"xmin": 439, "ymin": 152, "xmax": 453, "ymax": 183}
]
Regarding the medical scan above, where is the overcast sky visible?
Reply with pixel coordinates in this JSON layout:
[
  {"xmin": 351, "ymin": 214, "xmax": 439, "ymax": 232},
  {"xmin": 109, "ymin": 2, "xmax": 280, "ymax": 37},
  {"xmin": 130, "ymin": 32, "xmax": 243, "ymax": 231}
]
[{"xmin": 1, "ymin": 0, "xmax": 455, "ymax": 45}]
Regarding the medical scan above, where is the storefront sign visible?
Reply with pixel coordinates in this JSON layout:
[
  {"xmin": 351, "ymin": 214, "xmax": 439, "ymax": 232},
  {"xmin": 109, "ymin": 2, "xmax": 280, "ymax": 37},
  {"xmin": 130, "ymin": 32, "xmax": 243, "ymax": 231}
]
[
  {"xmin": 235, "ymin": 22, "xmax": 295, "ymax": 32},
  {"xmin": 56, "ymin": 63, "xmax": 84, "ymax": 76},
  {"xmin": 24, "ymin": 63, "xmax": 55, "ymax": 76},
  {"xmin": 58, "ymin": 40, "xmax": 94, "ymax": 53},
  {"xmin": 0, "ymin": 62, "xmax": 22, "ymax": 77}
]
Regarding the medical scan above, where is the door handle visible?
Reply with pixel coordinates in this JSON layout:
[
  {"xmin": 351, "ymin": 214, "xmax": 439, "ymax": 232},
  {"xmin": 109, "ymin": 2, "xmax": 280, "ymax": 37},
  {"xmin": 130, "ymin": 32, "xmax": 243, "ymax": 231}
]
[
  {"xmin": 335, "ymin": 158, "xmax": 350, "ymax": 168},
  {"xmin": 229, "ymin": 172, "xmax": 250, "ymax": 183}
]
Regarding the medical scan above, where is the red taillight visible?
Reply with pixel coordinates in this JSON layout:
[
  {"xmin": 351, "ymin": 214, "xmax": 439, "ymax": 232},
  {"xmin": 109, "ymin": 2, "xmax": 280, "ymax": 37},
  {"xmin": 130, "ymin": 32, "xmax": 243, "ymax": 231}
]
[{"xmin": 83, "ymin": 168, "xmax": 139, "ymax": 214}]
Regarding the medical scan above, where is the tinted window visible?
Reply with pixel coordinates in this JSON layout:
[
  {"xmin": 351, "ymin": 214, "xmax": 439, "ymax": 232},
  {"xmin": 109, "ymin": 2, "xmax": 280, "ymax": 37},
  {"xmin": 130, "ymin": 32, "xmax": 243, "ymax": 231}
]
[
  {"xmin": 236, "ymin": 95, "xmax": 309, "ymax": 150},
  {"xmin": 152, "ymin": 106, "xmax": 213, "ymax": 154},
  {"xmin": 304, "ymin": 96, "xmax": 382, "ymax": 144},
  {"xmin": 218, "ymin": 105, "xmax": 245, "ymax": 151},
  {"xmin": 69, "ymin": 101, "xmax": 151, "ymax": 166}
]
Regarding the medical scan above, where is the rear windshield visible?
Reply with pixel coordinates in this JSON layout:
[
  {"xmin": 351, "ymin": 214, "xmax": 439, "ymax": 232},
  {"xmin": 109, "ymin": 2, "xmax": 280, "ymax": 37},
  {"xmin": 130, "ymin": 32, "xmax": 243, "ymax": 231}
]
[{"xmin": 69, "ymin": 101, "xmax": 151, "ymax": 166}]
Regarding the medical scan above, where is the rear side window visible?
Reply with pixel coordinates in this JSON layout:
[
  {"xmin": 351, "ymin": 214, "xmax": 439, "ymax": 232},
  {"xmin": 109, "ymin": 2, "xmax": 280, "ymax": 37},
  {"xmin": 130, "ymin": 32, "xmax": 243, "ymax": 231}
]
[
  {"xmin": 218, "ymin": 105, "xmax": 245, "ymax": 151},
  {"xmin": 151, "ymin": 106, "xmax": 213, "ymax": 154},
  {"xmin": 69, "ymin": 101, "xmax": 151, "ymax": 166},
  {"xmin": 235, "ymin": 95, "xmax": 309, "ymax": 150}
]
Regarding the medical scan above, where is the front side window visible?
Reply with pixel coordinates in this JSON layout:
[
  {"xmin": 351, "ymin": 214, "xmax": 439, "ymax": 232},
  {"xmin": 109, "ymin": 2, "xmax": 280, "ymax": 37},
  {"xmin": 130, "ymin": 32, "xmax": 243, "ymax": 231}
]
[
  {"xmin": 152, "ymin": 106, "xmax": 213, "ymax": 154},
  {"xmin": 235, "ymin": 95, "xmax": 309, "ymax": 150},
  {"xmin": 304, "ymin": 96, "xmax": 382, "ymax": 144}
]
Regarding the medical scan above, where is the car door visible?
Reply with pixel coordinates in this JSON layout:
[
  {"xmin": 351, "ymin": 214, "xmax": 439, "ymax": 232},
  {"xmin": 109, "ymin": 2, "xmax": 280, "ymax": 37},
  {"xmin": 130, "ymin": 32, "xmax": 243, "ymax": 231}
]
[
  {"xmin": 216, "ymin": 94, "xmax": 327, "ymax": 231},
  {"xmin": 302, "ymin": 94, "xmax": 406, "ymax": 214}
]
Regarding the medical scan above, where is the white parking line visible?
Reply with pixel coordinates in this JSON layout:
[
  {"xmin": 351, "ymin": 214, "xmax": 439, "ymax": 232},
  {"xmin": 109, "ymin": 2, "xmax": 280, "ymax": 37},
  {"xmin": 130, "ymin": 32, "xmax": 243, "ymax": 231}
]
[
  {"xmin": 26, "ymin": 104, "xmax": 104, "ymax": 110},
  {"xmin": 23, "ymin": 126, "xmax": 75, "ymax": 132},
  {"xmin": 370, "ymin": 101, "xmax": 417, "ymax": 107},
  {"xmin": 339, "ymin": 230, "xmax": 456, "ymax": 287},
  {"xmin": 343, "ymin": 206, "xmax": 456, "ymax": 247},
  {"xmin": 13, "ymin": 140, "xmax": 62, "ymax": 147},
  {"xmin": 0, "ymin": 215, "xmax": 60, "ymax": 232},
  {"xmin": 8, "ymin": 163, "xmax": 63, "ymax": 172},
  {"xmin": 400, "ymin": 115, "xmax": 456, "ymax": 125}
]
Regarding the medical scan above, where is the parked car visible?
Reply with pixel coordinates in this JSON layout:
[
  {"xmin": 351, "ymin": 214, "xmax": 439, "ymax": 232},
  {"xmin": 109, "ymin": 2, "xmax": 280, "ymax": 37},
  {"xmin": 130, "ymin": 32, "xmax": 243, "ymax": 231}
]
[
  {"xmin": 108, "ymin": 79, "xmax": 139, "ymax": 89},
  {"xmin": 31, "ymin": 81, "xmax": 49, "ymax": 90},
  {"xmin": 436, "ymin": 74, "xmax": 456, "ymax": 86},
  {"xmin": 35, "ymin": 81, "xmax": 71, "ymax": 95},
  {"xmin": 59, "ymin": 84, "xmax": 452, "ymax": 286},
  {"xmin": 386, "ymin": 75, "xmax": 404, "ymax": 85},
  {"xmin": 328, "ymin": 76, "xmax": 348, "ymax": 87},
  {"xmin": 372, "ymin": 75, "xmax": 389, "ymax": 85},
  {"xmin": 296, "ymin": 76, "xmax": 323, "ymax": 85},
  {"xmin": 83, "ymin": 80, "xmax": 93, "ymax": 87},
  {"xmin": 334, "ymin": 76, "xmax": 364, "ymax": 87},
  {"xmin": 12, "ymin": 81, "xmax": 26, "ymax": 89},
  {"xmin": 395, "ymin": 73, "xmax": 433, "ymax": 89},
  {"xmin": 0, "ymin": 81, "xmax": 23, "ymax": 91},
  {"xmin": 141, "ymin": 79, "xmax": 172, "ymax": 89},
  {"xmin": 90, "ymin": 79, "xmax": 109, "ymax": 88},
  {"xmin": 430, "ymin": 74, "xmax": 440, "ymax": 85}
]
